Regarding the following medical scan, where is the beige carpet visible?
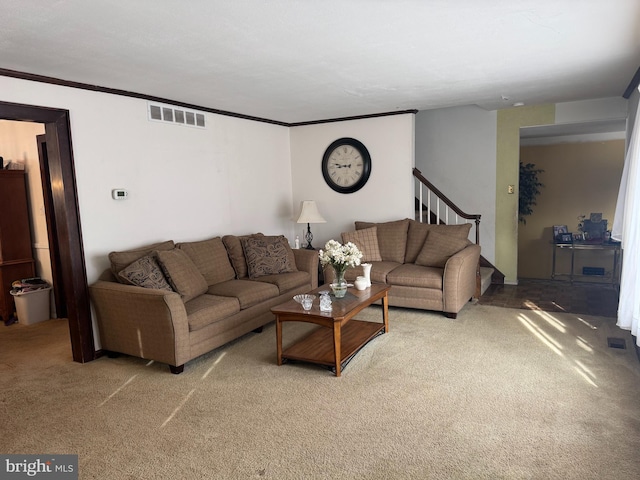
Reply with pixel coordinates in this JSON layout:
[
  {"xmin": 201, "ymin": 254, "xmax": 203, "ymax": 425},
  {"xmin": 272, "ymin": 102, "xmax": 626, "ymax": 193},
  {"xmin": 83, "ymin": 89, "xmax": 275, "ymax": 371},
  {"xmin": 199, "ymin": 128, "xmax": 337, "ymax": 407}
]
[{"xmin": 1, "ymin": 303, "xmax": 640, "ymax": 479}]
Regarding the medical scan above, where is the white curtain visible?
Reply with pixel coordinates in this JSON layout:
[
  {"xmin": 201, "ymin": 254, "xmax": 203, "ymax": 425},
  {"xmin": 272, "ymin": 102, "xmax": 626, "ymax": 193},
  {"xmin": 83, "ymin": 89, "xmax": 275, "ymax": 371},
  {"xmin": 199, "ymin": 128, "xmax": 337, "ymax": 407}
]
[{"xmin": 612, "ymin": 88, "xmax": 640, "ymax": 346}]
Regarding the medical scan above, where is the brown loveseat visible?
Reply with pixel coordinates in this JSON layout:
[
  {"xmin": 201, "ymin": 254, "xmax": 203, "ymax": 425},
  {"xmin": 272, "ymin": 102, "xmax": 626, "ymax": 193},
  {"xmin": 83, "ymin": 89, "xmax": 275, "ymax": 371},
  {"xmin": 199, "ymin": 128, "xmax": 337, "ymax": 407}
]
[
  {"xmin": 325, "ymin": 218, "xmax": 480, "ymax": 318},
  {"xmin": 89, "ymin": 234, "xmax": 318, "ymax": 373}
]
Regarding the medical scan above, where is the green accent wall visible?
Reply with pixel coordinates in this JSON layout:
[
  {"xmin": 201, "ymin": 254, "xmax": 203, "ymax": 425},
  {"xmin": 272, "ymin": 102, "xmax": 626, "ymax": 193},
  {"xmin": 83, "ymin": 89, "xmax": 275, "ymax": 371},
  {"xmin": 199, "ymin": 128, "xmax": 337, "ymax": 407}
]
[{"xmin": 495, "ymin": 105, "xmax": 555, "ymax": 284}]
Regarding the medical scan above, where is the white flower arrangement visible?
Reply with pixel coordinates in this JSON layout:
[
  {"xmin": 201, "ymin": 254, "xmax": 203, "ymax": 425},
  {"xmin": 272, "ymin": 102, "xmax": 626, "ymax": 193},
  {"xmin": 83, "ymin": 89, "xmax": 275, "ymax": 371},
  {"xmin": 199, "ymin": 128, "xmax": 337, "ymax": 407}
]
[{"xmin": 318, "ymin": 240, "xmax": 363, "ymax": 273}]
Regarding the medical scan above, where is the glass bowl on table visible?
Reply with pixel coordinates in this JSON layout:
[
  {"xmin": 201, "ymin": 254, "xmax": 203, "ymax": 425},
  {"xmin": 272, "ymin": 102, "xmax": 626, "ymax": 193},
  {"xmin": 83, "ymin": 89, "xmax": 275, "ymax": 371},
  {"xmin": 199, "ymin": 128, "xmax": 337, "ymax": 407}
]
[{"xmin": 293, "ymin": 294, "xmax": 316, "ymax": 311}]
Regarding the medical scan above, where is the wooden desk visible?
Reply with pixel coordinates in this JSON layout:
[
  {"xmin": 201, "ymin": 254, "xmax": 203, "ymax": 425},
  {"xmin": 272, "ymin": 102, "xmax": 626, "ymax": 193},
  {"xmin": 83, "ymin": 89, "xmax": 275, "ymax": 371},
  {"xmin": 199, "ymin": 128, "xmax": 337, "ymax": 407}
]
[{"xmin": 551, "ymin": 241, "xmax": 621, "ymax": 285}]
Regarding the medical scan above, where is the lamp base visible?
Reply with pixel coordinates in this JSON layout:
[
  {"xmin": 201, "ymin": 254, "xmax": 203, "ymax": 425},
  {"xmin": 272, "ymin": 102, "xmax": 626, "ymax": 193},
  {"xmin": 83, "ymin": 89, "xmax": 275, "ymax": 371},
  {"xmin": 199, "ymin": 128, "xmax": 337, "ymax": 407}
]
[{"xmin": 305, "ymin": 223, "xmax": 314, "ymax": 249}]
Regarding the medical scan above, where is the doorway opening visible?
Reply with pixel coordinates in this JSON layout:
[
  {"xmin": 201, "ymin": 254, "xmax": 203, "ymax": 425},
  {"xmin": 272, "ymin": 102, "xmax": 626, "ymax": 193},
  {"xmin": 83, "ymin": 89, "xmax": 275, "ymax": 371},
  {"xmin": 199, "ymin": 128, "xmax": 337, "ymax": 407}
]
[
  {"xmin": 0, "ymin": 100, "xmax": 94, "ymax": 363},
  {"xmin": 517, "ymin": 120, "xmax": 626, "ymax": 285}
]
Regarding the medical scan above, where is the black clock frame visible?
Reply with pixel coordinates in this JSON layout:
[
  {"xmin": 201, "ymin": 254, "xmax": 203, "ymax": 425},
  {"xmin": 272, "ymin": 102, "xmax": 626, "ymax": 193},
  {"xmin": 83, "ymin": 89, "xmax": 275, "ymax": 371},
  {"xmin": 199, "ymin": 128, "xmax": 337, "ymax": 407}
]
[{"xmin": 321, "ymin": 137, "xmax": 372, "ymax": 194}]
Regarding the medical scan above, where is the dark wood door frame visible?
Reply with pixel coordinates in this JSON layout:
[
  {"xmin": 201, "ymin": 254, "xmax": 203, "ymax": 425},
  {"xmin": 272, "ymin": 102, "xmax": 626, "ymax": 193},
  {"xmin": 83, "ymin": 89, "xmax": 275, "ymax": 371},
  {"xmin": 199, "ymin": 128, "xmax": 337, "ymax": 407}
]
[
  {"xmin": 1, "ymin": 100, "xmax": 95, "ymax": 363},
  {"xmin": 36, "ymin": 134, "xmax": 68, "ymax": 319}
]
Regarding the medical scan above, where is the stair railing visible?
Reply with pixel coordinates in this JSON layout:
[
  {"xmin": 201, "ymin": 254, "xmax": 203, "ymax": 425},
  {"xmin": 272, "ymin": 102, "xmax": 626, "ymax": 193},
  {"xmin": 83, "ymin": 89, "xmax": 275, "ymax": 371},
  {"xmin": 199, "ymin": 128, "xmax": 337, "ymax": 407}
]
[{"xmin": 413, "ymin": 168, "xmax": 481, "ymax": 245}]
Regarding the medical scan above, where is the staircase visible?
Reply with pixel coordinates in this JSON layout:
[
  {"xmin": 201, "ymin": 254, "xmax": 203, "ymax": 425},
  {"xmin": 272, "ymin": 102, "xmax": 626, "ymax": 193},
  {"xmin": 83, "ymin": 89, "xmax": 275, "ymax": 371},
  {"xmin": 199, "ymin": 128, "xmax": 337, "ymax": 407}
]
[
  {"xmin": 413, "ymin": 168, "xmax": 504, "ymax": 297},
  {"xmin": 479, "ymin": 266, "xmax": 495, "ymax": 296}
]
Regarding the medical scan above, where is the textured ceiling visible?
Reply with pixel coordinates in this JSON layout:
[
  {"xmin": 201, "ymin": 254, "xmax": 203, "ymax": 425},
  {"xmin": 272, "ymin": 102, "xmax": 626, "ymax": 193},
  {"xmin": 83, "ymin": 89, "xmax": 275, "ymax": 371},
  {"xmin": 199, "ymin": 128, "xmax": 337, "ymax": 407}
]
[{"xmin": 1, "ymin": 0, "xmax": 639, "ymax": 124}]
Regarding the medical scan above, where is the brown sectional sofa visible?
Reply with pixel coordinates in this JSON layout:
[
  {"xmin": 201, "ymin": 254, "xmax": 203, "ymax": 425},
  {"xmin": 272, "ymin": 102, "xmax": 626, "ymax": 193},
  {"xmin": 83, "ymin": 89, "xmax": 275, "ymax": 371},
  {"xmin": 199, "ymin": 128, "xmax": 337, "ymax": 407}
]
[
  {"xmin": 89, "ymin": 234, "xmax": 318, "ymax": 373},
  {"xmin": 326, "ymin": 218, "xmax": 480, "ymax": 318}
]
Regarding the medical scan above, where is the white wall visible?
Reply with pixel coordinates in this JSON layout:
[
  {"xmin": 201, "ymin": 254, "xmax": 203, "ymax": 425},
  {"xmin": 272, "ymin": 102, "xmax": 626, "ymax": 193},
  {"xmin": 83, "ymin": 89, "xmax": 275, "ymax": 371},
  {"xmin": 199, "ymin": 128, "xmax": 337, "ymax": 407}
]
[
  {"xmin": 290, "ymin": 114, "xmax": 415, "ymax": 248},
  {"xmin": 0, "ymin": 76, "xmax": 292, "ymax": 285},
  {"xmin": 555, "ymin": 97, "xmax": 628, "ymax": 124},
  {"xmin": 1, "ymin": 77, "xmax": 416, "ymax": 349},
  {"xmin": 415, "ymin": 106, "xmax": 497, "ymax": 263}
]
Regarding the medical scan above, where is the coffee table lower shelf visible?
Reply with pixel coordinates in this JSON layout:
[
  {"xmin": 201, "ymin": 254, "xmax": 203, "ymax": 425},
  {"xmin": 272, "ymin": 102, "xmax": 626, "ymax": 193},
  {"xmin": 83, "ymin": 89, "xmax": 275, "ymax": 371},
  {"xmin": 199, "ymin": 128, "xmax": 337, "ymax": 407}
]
[{"xmin": 282, "ymin": 320, "xmax": 385, "ymax": 374}]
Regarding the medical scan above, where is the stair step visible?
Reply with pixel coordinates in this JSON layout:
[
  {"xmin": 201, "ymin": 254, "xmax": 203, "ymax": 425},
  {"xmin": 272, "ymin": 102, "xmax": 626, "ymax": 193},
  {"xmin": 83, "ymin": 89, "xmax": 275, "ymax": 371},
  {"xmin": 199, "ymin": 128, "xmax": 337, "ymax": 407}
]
[{"xmin": 480, "ymin": 267, "xmax": 494, "ymax": 296}]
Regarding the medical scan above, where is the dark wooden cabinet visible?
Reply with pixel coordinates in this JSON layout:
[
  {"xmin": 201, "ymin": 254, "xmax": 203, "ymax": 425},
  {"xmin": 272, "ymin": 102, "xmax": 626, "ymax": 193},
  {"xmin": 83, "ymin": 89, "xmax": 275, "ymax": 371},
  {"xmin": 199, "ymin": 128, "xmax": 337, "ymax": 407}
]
[{"xmin": 0, "ymin": 170, "xmax": 35, "ymax": 323}]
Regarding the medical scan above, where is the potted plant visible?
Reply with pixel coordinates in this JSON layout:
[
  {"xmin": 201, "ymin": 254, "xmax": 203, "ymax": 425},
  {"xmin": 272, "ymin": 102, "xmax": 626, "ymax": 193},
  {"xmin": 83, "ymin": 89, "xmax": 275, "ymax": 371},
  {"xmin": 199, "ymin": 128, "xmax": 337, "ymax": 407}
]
[{"xmin": 519, "ymin": 162, "xmax": 544, "ymax": 224}]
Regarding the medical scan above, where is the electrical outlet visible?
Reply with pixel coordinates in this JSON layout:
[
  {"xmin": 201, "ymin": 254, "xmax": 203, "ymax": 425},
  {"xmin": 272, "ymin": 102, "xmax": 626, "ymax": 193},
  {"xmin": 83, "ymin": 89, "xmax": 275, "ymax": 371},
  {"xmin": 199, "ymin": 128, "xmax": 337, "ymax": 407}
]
[{"xmin": 508, "ymin": 185, "xmax": 514, "ymax": 194}]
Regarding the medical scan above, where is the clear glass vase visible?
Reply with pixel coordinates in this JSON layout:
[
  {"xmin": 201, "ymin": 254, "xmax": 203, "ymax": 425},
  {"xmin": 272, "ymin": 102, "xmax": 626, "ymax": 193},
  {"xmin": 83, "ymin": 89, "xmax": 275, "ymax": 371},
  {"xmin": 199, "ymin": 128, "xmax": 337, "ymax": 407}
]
[{"xmin": 331, "ymin": 266, "xmax": 348, "ymax": 298}]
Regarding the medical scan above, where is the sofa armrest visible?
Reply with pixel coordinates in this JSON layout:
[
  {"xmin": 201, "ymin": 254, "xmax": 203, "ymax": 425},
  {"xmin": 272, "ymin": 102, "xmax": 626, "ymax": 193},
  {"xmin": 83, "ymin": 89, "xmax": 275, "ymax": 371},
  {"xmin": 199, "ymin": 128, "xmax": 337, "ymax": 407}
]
[
  {"xmin": 293, "ymin": 249, "xmax": 319, "ymax": 289},
  {"xmin": 442, "ymin": 244, "xmax": 481, "ymax": 314},
  {"xmin": 89, "ymin": 281, "xmax": 191, "ymax": 367}
]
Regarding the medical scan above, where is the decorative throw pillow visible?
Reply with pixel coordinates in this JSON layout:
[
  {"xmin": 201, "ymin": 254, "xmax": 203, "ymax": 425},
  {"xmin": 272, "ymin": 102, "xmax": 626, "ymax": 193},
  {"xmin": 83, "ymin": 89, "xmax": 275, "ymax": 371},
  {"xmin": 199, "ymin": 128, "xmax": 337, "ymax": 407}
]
[
  {"xmin": 406, "ymin": 220, "xmax": 472, "ymax": 263},
  {"xmin": 117, "ymin": 255, "xmax": 173, "ymax": 291},
  {"xmin": 156, "ymin": 249, "xmax": 208, "ymax": 302},
  {"xmin": 177, "ymin": 237, "xmax": 236, "ymax": 285},
  {"xmin": 415, "ymin": 230, "xmax": 471, "ymax": 268},
  {"xmin": 341, "ymin": 227, "xmax": 382, "ymax": 262},
  {"xmin": 222, "ymin": 233, "xmax": 264, "ymax": 279},
  {"xmin": 355, "ymin": 219, "xmax": 410, "ymax": 263},
  {"xmin": 242, "ymin": 235, "xmax": 296, "ymax": 279},
  {"xmin": 109, "ymin": 240, "xmax": 176, "ymax": 281}
]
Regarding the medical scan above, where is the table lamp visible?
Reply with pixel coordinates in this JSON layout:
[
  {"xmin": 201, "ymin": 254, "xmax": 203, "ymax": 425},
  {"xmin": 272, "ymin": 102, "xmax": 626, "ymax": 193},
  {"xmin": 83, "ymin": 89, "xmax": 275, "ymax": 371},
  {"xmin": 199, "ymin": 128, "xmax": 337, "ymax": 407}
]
[{"xmin": 296, "ymin": 200, "xmax": 326, "ymax": 249}]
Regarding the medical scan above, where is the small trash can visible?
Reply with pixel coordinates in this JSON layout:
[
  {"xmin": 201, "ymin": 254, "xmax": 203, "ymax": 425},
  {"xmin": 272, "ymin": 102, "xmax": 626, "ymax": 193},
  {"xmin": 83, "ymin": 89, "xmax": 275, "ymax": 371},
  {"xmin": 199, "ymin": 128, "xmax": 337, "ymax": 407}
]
[{"xmin": 9, "ymin": 278, "xmax": 52, "ymax": 325}]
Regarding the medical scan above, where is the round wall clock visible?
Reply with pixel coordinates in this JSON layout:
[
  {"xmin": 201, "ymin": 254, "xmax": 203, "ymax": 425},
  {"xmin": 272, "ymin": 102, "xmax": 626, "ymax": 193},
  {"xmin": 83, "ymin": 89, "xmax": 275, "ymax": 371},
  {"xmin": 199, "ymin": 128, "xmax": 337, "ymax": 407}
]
[{"xmin": 321, "ymin": 137, "xmax": 372, "ymax": 194}]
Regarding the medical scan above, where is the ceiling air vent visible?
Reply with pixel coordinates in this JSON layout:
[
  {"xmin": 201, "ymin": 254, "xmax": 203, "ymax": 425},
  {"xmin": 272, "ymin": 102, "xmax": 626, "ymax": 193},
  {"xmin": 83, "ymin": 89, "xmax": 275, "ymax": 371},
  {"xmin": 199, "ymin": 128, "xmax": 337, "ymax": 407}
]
[{"xmin": 147, "ymin": 102, "xmax": 206, "ymax": 129}]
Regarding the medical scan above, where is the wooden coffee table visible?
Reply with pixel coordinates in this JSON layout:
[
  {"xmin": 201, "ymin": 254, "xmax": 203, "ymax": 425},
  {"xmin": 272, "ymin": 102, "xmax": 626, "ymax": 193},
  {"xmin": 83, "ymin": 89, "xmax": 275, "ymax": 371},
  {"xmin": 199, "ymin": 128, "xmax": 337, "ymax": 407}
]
[{"xmin": 271, "ymin": 283, "xmax": 390, "ymax": 376}]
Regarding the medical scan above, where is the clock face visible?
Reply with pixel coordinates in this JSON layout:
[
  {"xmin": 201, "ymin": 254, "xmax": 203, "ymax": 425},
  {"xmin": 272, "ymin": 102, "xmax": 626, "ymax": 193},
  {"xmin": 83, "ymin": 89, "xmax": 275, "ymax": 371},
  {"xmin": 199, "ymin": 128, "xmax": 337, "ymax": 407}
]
[{"xmin": 321, "ymin": 138, "xmax": 371, "ymax": 194}]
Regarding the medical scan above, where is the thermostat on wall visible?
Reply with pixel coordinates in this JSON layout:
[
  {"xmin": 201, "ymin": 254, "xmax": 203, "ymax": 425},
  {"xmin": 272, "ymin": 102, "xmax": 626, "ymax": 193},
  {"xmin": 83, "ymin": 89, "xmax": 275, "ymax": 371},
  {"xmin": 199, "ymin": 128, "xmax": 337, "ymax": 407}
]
[{"xmin": 112, "ymin": 188, "xmax": 129, "ymax": 200}]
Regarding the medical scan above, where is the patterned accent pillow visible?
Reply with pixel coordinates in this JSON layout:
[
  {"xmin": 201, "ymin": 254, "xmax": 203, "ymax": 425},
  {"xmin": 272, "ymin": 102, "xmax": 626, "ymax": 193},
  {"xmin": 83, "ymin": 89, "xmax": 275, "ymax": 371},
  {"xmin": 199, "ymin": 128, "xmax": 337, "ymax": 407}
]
[
  {"xmin": 415, "ymin": 230, "xmax": 470, "ymax": 268},
  {"xmin": 117, "ymin": 255, "xmax": 173, "ymax": 291},
  {"xmin": 222, "ymin": 233, "xmax": 264, "ymax": 279},
  {"xmin": 156, "ymin": 249, "xmax": 208, "ymax": 302},
  {"xmin": 242, "ymin": 235, "xmax": 296, "ymax": 279},
  {"xmin": 109, "ymin": 240, "xmax": 176, "ymax": 281},
  {"xmin": 342, "ymin": 227, "xmax": 382, "ymax": 262}
]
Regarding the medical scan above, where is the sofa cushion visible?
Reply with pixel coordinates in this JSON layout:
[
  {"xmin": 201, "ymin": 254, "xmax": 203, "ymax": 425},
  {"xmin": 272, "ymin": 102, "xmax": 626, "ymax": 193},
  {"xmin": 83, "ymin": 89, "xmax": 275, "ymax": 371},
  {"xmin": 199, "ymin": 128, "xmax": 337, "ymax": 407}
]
[
  {"xmin": 207, "ymin": 279, "xmax": 279, "ymax": 309},
  {"xmin": 355, "ymin": 219, "xmax": 409, "ymax": 263},
  {"xmin": 341, "ymin": 227, "xmax": 382, "ymax": 262},
  {"xmin": 222, "ymin": 233, "xmax": 264, "ymax": 279},
  {"xmin": 109, "ymin": 240, "xmax": 175, "ymax": 280},
  {"xmin": 177, "ymin": 237, "xmax": 236, "ymax": 286},
  {"xmin": 415, "ymin": 230, "xmax": 471, "ymax": 268},
  {"xmin": 406, "ymin": 220, "xmax": 472, "ymax": 263},
  {"xmin": 341, "ymin": 261, "xmax": 400, "ymax": 284},
  {"xmin": 117, "ymin": 254, "xmax": 173, "ymax": 291},
  {"xmin": 386, "ymin": 263, "xmax": 444, "ymax": 289},
  {"xmin": 184, "ymin": 294, "xmax": 240, "ymax": 332},
  {"xmin": 156, "ymin": 249, "xmax": 208, "ymax": 302},
  {"xmin": 242, "ymin": 235, "xmax": 297, "ymax": 278},
  {"xmin": 253, "ymin": 271, "xmax": 311, "ymax": 294}
]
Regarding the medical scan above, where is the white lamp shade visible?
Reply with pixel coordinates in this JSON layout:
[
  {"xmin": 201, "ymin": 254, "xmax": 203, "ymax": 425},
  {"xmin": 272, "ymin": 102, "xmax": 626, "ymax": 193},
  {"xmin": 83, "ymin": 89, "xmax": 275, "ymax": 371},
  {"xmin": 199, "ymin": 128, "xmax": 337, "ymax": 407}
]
[{"xmin": 296, "ymin": 200, "xmax": 326, "ymax": 224}]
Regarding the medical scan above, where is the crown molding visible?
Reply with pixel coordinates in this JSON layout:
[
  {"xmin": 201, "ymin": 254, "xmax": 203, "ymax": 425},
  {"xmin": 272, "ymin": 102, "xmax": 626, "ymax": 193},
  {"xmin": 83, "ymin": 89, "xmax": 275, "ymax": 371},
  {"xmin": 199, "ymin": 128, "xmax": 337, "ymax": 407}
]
[{"xmin": 0, "ymin": 68, "xmax": 418, "ymax": 127}]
